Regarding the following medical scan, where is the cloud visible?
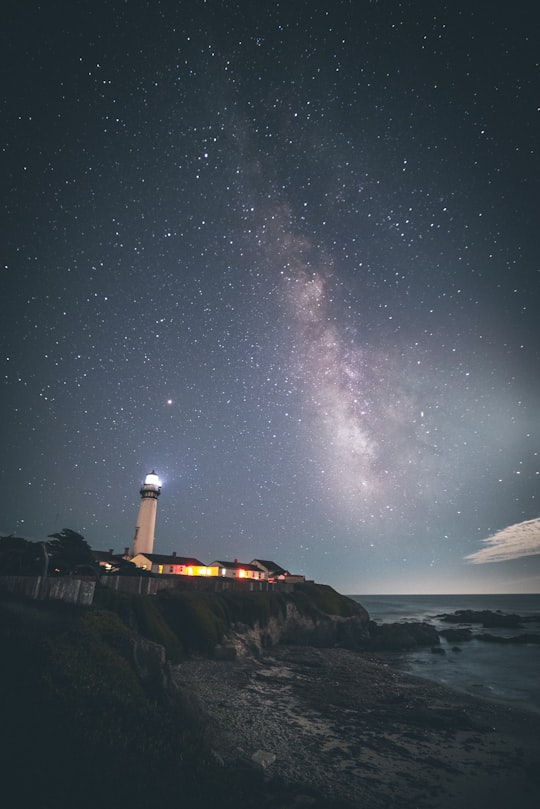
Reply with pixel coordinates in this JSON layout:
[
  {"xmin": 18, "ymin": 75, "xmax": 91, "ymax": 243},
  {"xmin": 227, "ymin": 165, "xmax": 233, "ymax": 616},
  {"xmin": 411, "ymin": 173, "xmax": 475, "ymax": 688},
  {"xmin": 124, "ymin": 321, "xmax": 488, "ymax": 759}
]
[{"xmin": 465, "ymin": 518, "xmax": 540, "ymax": 564}]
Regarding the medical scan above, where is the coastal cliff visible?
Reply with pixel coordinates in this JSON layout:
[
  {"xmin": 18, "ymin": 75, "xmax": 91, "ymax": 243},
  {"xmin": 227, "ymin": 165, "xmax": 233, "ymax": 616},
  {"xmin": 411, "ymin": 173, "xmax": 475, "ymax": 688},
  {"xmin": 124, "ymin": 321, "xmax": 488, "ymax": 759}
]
[
  {"xmin": 190, "ymin": 582, "xmax": 372, "ymax": 658},
  {"xmin": 3, "ymin": 584, "xmax": 540, "ymax": 808},
  {"xmin": 93, "ymin": 580, "xmax": 373, "ymax": 660},
  {"xmin": 0, "ymin": 581, "xmax": 373, "ymax": 809}
]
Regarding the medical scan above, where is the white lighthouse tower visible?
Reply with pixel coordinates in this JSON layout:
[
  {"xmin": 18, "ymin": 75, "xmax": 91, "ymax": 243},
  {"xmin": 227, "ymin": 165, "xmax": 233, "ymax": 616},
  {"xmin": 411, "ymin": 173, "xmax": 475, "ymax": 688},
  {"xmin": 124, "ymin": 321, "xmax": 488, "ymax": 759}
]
[{"xmin": 130, "ymin": 471, "xmax": 161, "ymax": 557}]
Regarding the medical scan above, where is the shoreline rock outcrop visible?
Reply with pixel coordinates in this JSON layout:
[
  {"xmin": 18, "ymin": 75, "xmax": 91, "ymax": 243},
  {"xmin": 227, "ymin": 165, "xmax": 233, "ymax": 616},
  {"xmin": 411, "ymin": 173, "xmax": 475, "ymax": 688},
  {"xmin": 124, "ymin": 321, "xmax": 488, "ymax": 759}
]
[
  {"xmin": 433, "ymin": 609, "xmax": 540, "ymax": 646},
  {"xmin": 365, "ymin": 619, "xmax": 440, "ymax": 650},
  {"xmin": 214, "ymin": 600, "xmax": 540, "ymax": 657},
  {"xmin": 203, "ymin": 588, "xmax": 445, "ymax": 658},
  {"xmin": 215, "ymin": 590, "xmax": 372, "ymax": 658},
  {"xmin": 436, "ymin": 609, "xmax": 524, "ymax": 628}
]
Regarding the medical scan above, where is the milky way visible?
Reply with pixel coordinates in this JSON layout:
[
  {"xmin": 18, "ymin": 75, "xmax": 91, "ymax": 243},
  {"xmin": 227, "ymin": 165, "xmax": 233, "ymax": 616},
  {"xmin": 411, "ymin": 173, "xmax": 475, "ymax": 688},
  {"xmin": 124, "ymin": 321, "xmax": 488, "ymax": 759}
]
[{"xmin": 2, "ymin": 1, "xmax": 539, "ymax": 593}]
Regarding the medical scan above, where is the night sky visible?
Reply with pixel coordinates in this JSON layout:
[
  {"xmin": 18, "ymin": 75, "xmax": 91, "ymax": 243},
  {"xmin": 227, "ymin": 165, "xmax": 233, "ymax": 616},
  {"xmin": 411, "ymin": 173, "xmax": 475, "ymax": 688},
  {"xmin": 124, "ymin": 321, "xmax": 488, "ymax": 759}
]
[{"xmin": 2, "ymin": 1, "xmax": 539, "ymax": 594}]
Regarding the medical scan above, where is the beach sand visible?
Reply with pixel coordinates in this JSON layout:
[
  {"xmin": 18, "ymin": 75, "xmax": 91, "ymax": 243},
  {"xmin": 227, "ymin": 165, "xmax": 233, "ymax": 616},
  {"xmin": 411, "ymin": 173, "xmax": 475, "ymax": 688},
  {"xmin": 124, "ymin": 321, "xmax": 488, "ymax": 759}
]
[{"xmin": 175, "ymin": 645, "xmax": 540, "ymax": 808}]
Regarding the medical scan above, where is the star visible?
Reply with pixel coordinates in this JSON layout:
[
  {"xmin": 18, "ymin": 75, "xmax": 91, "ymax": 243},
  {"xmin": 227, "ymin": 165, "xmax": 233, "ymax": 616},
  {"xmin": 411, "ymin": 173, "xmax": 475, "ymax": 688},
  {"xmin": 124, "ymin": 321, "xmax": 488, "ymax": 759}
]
[{"xmin": 1, "ymin": 1, "xmax": 538, "ymax": 594}]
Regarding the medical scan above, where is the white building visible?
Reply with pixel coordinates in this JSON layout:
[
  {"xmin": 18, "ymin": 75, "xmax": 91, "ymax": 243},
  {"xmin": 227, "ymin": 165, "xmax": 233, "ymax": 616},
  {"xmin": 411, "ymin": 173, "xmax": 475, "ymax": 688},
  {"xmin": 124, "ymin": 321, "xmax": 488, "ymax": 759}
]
[{"xmin": 130, "ymin": 471, "xmax": 161, "ymax": 557}]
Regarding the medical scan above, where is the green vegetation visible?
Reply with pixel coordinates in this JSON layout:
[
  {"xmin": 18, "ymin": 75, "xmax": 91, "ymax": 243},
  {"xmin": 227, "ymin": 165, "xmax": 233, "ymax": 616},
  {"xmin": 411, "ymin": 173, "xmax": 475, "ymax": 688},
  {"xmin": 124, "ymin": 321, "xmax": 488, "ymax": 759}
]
[
  {"xmin": 46, "ymin": 528, "xmax": 98, "ymax": 576},
  {"xmin": 94, "ymin": 587, "xmax": 292, "ymax": 657},
  {"xmin": 94, "ymin": 585, "xmax": 184, "ymax": 662},
  {"xmin": 293, "ymin": 582, "xmax": 367, "ymax": 619},
  {"xmin": 0, "ymin": 529, "xmax": 99, "ymax": 578},
  {"xmin": 93, "ymin": 582, "xmax": 364, "ymax": 658},
  {"xmin": 0, "ymin": 530, "xmax": 143, "ymax": 578},
  {"xmin": 0, "ymin": 534, "xmax": 46, "ymax": 575},
  {"xmin": 156, "ymin": 588, "xmax": 291, "ymax": 655},
  {"xmin": 0, "ymin": 595, "xmax": 210, "ymax": 807},
  {"xmin": 0, "ymin": 586, "xmax": 356, "ymax": 809}
]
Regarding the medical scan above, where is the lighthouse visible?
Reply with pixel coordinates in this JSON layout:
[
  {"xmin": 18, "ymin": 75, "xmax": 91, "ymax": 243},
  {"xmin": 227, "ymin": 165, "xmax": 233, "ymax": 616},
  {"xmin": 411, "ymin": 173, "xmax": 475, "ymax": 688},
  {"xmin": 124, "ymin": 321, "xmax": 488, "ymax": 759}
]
[{"xmin": 130, "ymin": 471, "xmax": 161, "ymax": 557}]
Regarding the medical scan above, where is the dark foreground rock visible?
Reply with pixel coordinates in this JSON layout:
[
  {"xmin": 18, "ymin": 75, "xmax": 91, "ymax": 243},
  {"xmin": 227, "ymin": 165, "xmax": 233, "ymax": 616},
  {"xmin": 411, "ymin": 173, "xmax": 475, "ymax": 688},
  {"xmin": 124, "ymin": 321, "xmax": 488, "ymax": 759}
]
[
  {"xmin": 476, "ymin": 632, "xmax": 540, "ymax": 645},
  {"xmin": 433, "ymin": 610, "xmax": 540, "ymax": 646},
  {"xmin": 439, "ymin": 627, "xmax": 474, "ymax": 642},
  {"xmin": 185, "ymin": 583, "xmax": 372, "ymax": 659},
  {"xmin": 175, "ymin": 645, "xmax": 540, "ymax": 809},
  {"xmin": 367, "ymin": 620, "xmax": 440, "ymax": 650},
  {"xmin": 437, "ymin": 610, "xmax": 524, "ymax": 628}
]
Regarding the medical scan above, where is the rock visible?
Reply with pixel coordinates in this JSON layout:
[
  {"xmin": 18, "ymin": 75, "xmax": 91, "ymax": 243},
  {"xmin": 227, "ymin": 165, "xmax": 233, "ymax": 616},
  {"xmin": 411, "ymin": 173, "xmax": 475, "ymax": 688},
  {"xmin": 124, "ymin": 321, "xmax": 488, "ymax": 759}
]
[
  {"xmin": 211, "ymin": 749, "xmax": 224, "ymax": 766},
  {"xmin": 214, "ymin": 644, "xmax": 237, "ymax": 660},
  {"xmin": 481, "ymin": 612, "xmax": 523, "ymax": 629},
  {"xmin": 451, "ymin": 646, "xmax": 462, "ymax": 653},
  {"xmin": 173, "ymin": 644, "xmax": 540, "ymax": 807},
  {"xmin": 476, "ymin": 632, "xmax": 540, "ymax": 645},
  {"xmin": 290, "ymin": 796, "xmax": 317, "ymax": 806},
  {"xmin": 437, "ymin": 610, "xmax": 523, "ymax": 629},
  {"xmin": 251, "ymin": 749, "xmax": 276, "ymax": 770},
  {"xmin": 431, "ymin": 646, "xmax": 445, "ymax": 655},
  {"xmin": 220, "ymin": 595, "xmax": 370, "ymax": 658},
  {"xmin": 367, "ymin": 621, "xmax": 440, "ymax": 650},
  {"xmin": 131, "ymin": 636, "xmax": 173, "ymax": 690},
  {"xmin": 439, "ymin": 627, "xmax": 473, "ymax": 642}
]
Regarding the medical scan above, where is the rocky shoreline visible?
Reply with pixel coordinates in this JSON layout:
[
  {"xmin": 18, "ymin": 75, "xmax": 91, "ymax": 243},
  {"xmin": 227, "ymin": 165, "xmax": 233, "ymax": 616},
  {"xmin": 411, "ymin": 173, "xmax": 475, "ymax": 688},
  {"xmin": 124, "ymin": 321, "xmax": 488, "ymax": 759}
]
[
  {"xmin": 365, "ymin": 609, "xmax": 540, "ymax": 652},
  {"xmin": 175, "ymin": 644, "xmax": 540, "ymax": 809}
]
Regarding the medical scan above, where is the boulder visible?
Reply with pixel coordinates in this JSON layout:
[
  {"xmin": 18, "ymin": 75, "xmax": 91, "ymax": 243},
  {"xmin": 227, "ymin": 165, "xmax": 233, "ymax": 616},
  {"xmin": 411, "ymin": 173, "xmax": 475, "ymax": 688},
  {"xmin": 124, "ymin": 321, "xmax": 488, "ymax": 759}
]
[
  {"xmin": 476, "ymin": 632, "xmax": 540, "ymax": 645},
  {"xmin": 437, "ymin": 610, "xmax": 523, "ymax": 629},
  {"xmin": 439, "ymin": 627, "xmax": 473, "ymax": 642},
  {"xmin": 251, "ymin": 750, "xmax": 276, "ymax": 770},
  {"xmin": 367, "ymin": 621, "xmax": 440, "ymax": 650},
  {"xmin": 213, "ymin": 644, "xmax": 237, "ymax": 660}
]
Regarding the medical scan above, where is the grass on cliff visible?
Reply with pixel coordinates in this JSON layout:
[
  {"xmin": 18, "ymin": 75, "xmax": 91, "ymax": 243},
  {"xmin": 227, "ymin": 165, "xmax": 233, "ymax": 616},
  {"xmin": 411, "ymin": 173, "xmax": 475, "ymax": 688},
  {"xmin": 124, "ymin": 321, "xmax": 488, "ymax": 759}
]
[
  {"xmin": 0, "ymin": 589, "xmax": 357, "ymax": 809},
  {"xmin": 155, "ymin": 588, "xmax": 291, "ymax": 655},
  {"xmin": 293, "ymin": 582, "xmax": 367, "ymax": 619},
  {"xmin": 94, "ymin": 584, "xmax": 184, "ymax": 661},
  {"xmin": 94, "ymin": 581, "xmax": 365, "ymax": 658},
  {"xmin": 0, "ymin": 594, "xmax": 213, "ymax": 807}
]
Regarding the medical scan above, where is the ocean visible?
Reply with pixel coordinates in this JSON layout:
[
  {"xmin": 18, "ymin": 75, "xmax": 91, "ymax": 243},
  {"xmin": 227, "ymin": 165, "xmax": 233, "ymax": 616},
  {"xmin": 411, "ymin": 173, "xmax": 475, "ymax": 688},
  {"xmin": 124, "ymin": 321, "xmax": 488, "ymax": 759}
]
[{"xmin": 349, "ymin": 593, "xmax": 540, "ymax": 715}]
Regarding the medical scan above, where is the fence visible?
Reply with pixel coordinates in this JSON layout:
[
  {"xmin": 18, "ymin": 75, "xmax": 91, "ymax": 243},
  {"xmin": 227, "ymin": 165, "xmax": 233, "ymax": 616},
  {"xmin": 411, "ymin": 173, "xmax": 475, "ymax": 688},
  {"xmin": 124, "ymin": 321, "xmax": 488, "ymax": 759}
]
[
  {"xmin": 0, "ymin": 575, "xmax": 95, "ymax": 606},
  {"xmin": 1, "ymin": 574, "xmax": 296, "ymax": 605},
  {"xmin": 100, "ymin": 575, "xmax": 295, "ymax": 595}
]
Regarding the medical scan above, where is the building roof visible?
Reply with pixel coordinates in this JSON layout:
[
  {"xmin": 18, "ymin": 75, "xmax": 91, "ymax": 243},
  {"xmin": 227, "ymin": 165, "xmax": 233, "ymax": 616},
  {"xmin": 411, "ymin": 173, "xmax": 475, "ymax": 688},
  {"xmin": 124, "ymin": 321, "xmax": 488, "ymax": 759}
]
[
  {"xmin": 92, "ymin": 550, "xmax": 119, "ymax": 561},
  {"xmin": 132, "ymin": 553, "xmax": 204, "ymax": 566},
  {"xmin": 208, "ymin": 560, "xmax": 262, "ymax": 572},
  {"xmin": 250, "ymin": 559, "xmax": 289, "ymax": 575}
]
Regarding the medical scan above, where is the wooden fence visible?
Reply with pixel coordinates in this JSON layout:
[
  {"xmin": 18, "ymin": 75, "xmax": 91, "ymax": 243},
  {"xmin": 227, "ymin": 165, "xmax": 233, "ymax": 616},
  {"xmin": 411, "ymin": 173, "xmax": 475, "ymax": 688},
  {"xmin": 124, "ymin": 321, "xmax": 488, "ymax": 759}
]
[{"xmin": 1, "ymin": 574, "xmax": 296, "ymax": 605}]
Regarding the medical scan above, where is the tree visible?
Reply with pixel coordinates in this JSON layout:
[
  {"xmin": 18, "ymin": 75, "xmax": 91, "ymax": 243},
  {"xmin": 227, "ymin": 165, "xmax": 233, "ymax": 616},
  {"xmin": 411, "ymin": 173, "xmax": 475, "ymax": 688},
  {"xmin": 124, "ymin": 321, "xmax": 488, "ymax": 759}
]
[
  {"xmin": 46, "ymin": 529, "xmax": 98, "ymax": 577},
  {"xmin": 0, "ymin": 535, "xmax": 44, "ymax": 575},
  {"xmin": 103, "ymin": 556, "xmax": 154, "ymax": 576}
]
